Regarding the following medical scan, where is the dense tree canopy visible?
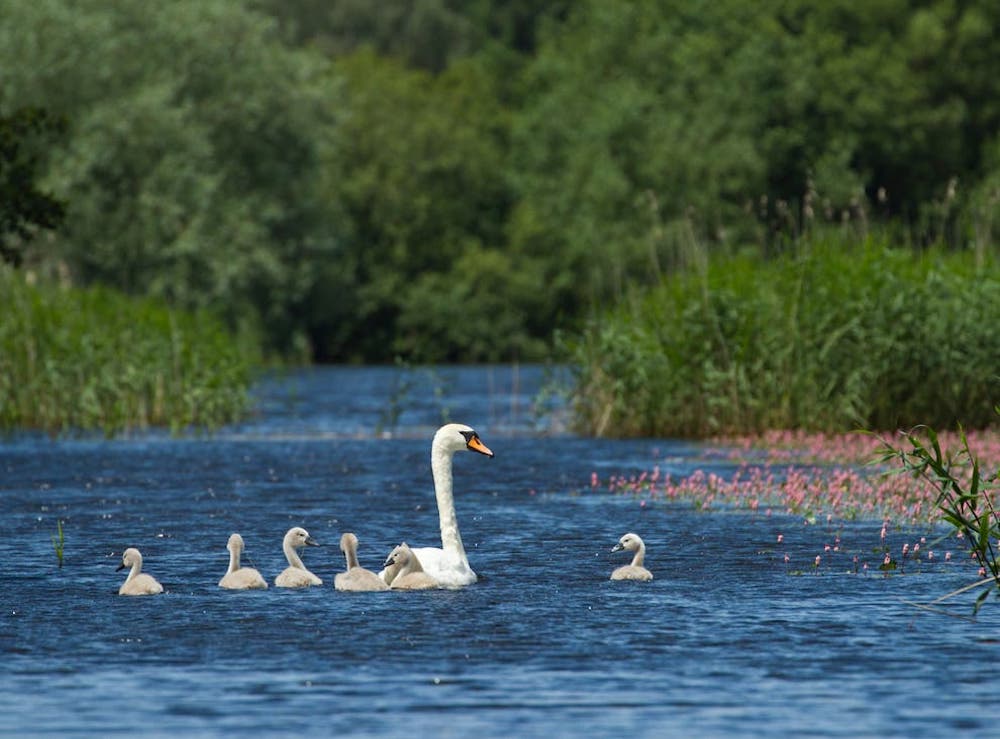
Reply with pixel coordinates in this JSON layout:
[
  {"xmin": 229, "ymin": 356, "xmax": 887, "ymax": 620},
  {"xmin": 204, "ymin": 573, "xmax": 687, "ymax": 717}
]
[
  {"xmin": 0, "ymin": 107, "xmax": 66, "ymax": 266},
  {"xmin": 1, "ymin": 0, "xmax": 998, "ymax": 361}
]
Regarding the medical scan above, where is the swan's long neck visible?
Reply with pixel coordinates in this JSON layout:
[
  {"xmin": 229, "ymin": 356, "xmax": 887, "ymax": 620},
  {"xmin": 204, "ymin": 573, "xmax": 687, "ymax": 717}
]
[
  {"xmin": 126, "ymin": 559, "xmax": 142, "ymax": 584},
  {"xmin": 631, "ymin": 542, "xmax": 646, "ymax": 568},
  {"xmin": 344, "ymin": 543, "xmax": 360, "ymax": 570},
  {"xmin": 284, "ymin": 541, "xmax": 306, "ymax": 570},
  {"xmin": 431, "ymin": 444, "xmax": 466, "ymax": 558},
  {"xmin": 227, "ymin": 546, "xmax": 241, "ymax": 574}
]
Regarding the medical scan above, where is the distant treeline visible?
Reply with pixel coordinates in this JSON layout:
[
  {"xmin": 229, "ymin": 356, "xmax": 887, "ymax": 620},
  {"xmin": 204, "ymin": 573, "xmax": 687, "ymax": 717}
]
[{"xmin": 2, "ymin": 0, "xmax": 999, "ymax": 362}]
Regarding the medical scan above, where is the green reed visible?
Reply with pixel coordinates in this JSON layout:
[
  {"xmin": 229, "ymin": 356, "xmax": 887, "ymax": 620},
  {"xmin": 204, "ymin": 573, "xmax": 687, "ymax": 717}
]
[
  {"xmin": 877, "ymin": 425, "xmax": 1000, "ymax": 613},
  {"xmin": 567, "ymin": 236, "xmax": 1000, "ymax": 437},
  {"xmin": 0, "ymin": 267, "xmax": 258, "ymax": 434},
  {"xmin": 52, "ymin": 519, "xmax": 64, "ymax": 568}
]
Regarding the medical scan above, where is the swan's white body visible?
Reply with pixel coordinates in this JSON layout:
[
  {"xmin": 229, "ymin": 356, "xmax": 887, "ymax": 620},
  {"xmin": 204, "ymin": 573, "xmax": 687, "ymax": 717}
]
[
  {"xmin": 275, "ymin": 527, "xmax": 323, "ymax": 588},
  {"xmin": 117, "ymin": 547, "xmax": 163, "ymax": 596},
  {"xmin": 384, "ymin": 542, "xmax": 439, "ymax": 590},
  {"xmin": 379, "ymin": 423, "xmax": 493, "ymax": 588},
  {"xmin": 219, "ymin": 533, "xmax": 268, "ymax": 590},
  {"xmin": 335, "ymin": 533, "xmax": 388, "ymax": 592},
  {"xmin": 610, "ymin": 533, "xmax": 653, "ymax": 581}
]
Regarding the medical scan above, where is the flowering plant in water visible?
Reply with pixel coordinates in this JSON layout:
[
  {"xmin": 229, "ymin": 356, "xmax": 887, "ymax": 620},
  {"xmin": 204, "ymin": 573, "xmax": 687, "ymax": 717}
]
[{"xmin": 592, "ymin": 427, "xmax": 1000, "ymax": 609}]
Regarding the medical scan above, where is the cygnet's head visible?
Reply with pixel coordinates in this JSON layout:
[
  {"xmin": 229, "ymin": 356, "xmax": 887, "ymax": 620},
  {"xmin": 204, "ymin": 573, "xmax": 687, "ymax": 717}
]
[
  {"xmin": 383, "ymin": 542, "xmax": 412, "ymax": 568},
  {"xmin": 340, "ymin": 532, "xmax": 359, "ymax": 553},
  {"xmin": 284, "ymin": 527, "xmax": 319, "ymax": 549},
  {"xmin": 611, "ymin": 533, "xmax": 644, "ymax": 554},
  {"xmin": 434, "ymin": 423, "xmax": 494, "ymax": 458},
  {"xmin": 227, "ymin": 533, "xmax": 245, "ymax": 553},
  {"xmin": 116, "ymin": 547, "xmax": 143, "ymax": 571}
]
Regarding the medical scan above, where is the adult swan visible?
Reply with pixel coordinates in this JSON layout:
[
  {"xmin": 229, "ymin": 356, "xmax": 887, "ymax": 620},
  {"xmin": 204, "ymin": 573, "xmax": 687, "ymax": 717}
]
[{"xmin": 386, "ymin": 423, "xmax": 494, "ymax": 588}]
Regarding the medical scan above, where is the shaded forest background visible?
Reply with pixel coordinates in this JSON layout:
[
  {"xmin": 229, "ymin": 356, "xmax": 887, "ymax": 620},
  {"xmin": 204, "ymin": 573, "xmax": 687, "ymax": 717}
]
[{"xmin": 3, "ymin": 0, "xmax": 999, "ymax": 363}]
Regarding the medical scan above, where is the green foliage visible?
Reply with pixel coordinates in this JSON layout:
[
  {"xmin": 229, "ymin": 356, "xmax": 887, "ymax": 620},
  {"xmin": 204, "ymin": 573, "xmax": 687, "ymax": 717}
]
[
  {"xmin": 568, "ymin": 237, "xmax": 1000, "ymax": 437},
  {"xmin": 877, "ymin": 425, "xmax": 1000, "ymax": 612},
  {"xmin": 254, "ymin": 0, "xmax": 569, "ymax": 70},
  {"xmin": 0, "ymin": 266, "xmax": 257, "ymax": 434},
  {"xmin": 0, "ymin": 0, "xmax": 337, "ymax": 355},
  {"xmin": 52, "ymin": 519, "xmax": 64, "ymax": 568},
  {"xmin": 510, "ymin": 0, "xmax": 1000, "ymax": 303},
  {"xmin": 0, "ymin": 107, "xmax": 67, "ymax": 265},
  {"xmin": 311, "ymin": 50, "xmax": 532, "ymax": 361},
  {"xmin": 1, "ymin": 0, "xmax": 999, "ymax": 367}
]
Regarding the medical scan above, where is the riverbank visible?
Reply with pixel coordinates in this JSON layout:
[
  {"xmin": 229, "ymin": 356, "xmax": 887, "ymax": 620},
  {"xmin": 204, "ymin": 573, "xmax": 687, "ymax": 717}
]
[
  {"xmin": 568, "ymin": 239, "xmax": 1000, "ymax": 437},
  {"xmin": 0, "ymin": 267, "xmax": 257, "ymax": 434}
]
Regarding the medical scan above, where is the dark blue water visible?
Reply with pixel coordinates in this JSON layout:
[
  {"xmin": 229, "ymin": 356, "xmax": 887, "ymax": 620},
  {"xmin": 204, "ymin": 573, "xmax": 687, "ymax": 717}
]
[{"xmin": 2, "ymin": 366, "xmax": 997, "ymax": 737}]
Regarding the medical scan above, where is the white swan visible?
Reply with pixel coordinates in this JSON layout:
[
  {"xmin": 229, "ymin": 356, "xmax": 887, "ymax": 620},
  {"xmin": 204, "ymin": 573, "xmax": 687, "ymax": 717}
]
[
  {"xmin": 219, "ymin": 533, "xmax": 268, "ymax": 590},
  {"xmin": 274, "ymin": 527, "xmax": 323, "ymax": 588},
  {"xmin": 117, "ymin": 547, "xmax": 163, "ymax": 596},
  {"xmin": 379, "ymin": 423, "xmax": 493, "ymax": 588},
  {"xmin": 384, "ymin": 542, "xmax": 439, "ymax": 590},
  {"xmin": 335, "ymin": 533, "xmax": 388, "ymax": 592},
  {"xmin": 610, "ymin": 533, "xmax": 653, "ymax": 581}
]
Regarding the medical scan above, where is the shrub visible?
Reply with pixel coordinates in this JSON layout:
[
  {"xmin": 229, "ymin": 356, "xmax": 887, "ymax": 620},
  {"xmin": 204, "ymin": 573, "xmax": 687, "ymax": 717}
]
[{"xmin": 568, "ymin": 238, "xmax": 1000, "ymax": 437}]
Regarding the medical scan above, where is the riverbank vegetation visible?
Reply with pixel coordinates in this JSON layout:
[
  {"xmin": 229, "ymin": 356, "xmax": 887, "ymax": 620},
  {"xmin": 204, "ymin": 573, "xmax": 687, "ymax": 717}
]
[
  {"xmin": 2, "ymin": 1, "xmax": 998, "ymax": 434},
  {"xmin": 567, "ymin": 238, "xmax": 999, "ymax": 437},
  {"xmin": 3, "ymin": 1, "xmax": 999, "ymax": 363},
  {"xmin": 0, "ymin": 267, "xmax": 256, "ymax": 434}
]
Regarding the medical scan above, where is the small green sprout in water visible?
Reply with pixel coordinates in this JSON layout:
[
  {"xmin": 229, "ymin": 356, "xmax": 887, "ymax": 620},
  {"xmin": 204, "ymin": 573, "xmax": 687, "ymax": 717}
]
[{"xmin": 52, "ymin": 519, "xmax": 64, "ymax": 568}]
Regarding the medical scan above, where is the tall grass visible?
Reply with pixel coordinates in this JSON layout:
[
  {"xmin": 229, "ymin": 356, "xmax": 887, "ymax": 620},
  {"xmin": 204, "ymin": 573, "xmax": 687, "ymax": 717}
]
[
  {"xmin": 568, "ymin": 238, "xmax": 1000, "ymax": 437},
  {"xmin": 0, "ymin": 266, "xmax": 257, "ymax": 434}
]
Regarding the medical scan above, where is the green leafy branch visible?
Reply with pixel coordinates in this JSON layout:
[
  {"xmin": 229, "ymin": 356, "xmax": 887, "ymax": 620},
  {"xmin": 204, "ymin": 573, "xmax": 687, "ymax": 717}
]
[{"xmin": 877, "ymin": 423, "xmax": 1000, "ymax": 613}]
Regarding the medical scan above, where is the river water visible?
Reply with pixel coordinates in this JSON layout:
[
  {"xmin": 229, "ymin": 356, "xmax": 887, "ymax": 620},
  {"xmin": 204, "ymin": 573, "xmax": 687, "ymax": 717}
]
[{"xmin": 1, "ymin": 366, "xmax": 997, "ymax": 737}]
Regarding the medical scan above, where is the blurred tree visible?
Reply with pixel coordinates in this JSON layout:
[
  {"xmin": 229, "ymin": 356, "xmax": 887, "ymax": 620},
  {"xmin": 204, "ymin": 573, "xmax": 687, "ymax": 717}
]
[
  {"xmin": 0, "ymin": 0, "xmax": 338, "ymax": 353},
  {"xmin": 511, "ymin": 0, "xmax": 1000, "ymax": 309},
  {"xmin": 0, "ymin": 107, "xmax": 66, "ymax": 266},
  {"xmin": 2, "ymin": 0, "xmax": 997, "ymax": 363},
  {"xmin": 253, "ymin": 0, "xmax": 571, "ymax": 70},
  {"xmin": 310, "ymin": 50, "xmax": 517, "ymax": 361}
]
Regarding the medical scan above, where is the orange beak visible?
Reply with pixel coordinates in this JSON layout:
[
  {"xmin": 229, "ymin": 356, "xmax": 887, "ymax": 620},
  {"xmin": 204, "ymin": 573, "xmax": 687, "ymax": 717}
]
[{"xmin": 467, "ymin": 436, "xmax": 494, "ymax": 458}]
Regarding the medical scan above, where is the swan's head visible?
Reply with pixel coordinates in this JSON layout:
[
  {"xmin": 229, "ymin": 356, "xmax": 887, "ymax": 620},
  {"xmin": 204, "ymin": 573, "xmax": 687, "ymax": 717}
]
[
  {"xmin": 611, "ymin": 533, "xmax": 644, "ymax": 554},
  {"xmin": 284, "ymin": 527, "xmax": 319, "ymax": 549},
  {"xmin": 340, "ymin": 532, "xmax": 359, "ymax": 553},
  {"xmin": 383, "ymin": 542, "xmax": 412, "ymax": 568},
  {"xmin": 227, "ymin": 533, "xmax": 245, "ymax": 553},
  {"xmin": 434, "ymin": 423, "xmax": 494, "ymax": 458},
  {"xmin": 116, "ymin": 547, "xmax": 142, "ymax": 571}
]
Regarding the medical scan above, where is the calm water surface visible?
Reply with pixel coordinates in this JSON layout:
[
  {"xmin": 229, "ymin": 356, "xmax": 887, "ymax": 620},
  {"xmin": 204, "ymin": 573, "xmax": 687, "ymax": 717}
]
[{"xmin": 1, "ymin": 366, "xmax": 997, "ymax": 737}]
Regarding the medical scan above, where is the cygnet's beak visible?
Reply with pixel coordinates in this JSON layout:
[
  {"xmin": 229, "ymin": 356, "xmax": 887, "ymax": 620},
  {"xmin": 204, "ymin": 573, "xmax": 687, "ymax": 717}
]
[
  {"xmin": 116, "ymin": 561, "xmax": 127, "ymax": 571},
  {"xmin": 383, "ymin": 555, "xmax": 396, "ymax": 567},
  {"xmin": 305, "ymin": 536, "xmax": 320, "ymax": 547},
  {"xmin": 610, "ymin": 543, "xmax": 625, "ymax": 553}
]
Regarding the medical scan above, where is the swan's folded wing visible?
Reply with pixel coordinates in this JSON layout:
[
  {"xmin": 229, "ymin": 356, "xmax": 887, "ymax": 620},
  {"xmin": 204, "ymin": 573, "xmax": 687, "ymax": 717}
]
[{"xmin": 411, "ymin": 546, "xmax": 477, "ymax": 588}]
